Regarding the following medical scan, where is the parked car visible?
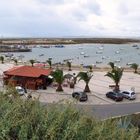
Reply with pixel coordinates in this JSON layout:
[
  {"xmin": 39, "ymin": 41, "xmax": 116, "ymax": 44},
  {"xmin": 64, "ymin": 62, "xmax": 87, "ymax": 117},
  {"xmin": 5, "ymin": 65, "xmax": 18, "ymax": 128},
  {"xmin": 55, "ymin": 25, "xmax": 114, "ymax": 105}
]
[
  {"xmin": 72, "ymin": 92, "xmax": 88, "ymax": 102},
  {"xmin": 15, "ymin": 86, "xmax": 26, "ymax": 95},
  {"xmin": 106, "ymin": 91, "xmax": 123, "ymax": 101},
  {"xmin": 121, "ymin": 90, "xmax": 136, "ymax": 100}
]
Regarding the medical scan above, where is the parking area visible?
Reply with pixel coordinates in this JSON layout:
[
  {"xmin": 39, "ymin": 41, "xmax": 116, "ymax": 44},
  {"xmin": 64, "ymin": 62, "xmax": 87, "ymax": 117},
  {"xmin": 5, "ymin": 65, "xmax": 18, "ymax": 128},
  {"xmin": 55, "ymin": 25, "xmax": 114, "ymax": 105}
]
[
  {"xmin": 0, "ymin": 67, "xmax": 140, "ymax": 105},
  {"xmin": 22, "ymin": 71, "xmax": 140, "ymax": 105}
]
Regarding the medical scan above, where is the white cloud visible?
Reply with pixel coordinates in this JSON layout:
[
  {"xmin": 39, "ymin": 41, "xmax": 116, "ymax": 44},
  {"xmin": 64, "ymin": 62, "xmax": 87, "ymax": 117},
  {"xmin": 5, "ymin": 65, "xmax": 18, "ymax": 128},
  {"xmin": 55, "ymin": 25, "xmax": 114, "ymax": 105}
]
[{"xmin": 0, "ymin": 0, "xmax": 140, "ymax": 37}]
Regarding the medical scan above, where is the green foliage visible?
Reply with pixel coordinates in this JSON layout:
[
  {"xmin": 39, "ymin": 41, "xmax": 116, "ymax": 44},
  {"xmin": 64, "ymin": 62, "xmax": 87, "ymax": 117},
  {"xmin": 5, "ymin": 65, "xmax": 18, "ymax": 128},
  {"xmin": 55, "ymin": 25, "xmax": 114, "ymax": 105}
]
[
  {"xmin": 13, "ymin": 59, "xmax": 18, "ymax": 65},
  {"xmin": 47, "ymin": 59, "xmax": 52, "ymax": 69},
  {"xmin": 29, "ymin": 59, "xmax": 35, "ymax": 67},
  {"xmin": 130, "ymin": 63, "xmax": 139, "ymax": 73},
  {"xmin": 88, "ymin": 65, "xmax": 93, "ymax": 72},
  {"xmin": 0, "ymin": 56, "xmax": 4, "ymax": 63},
  {"xmin": 105, "ymin": 67, "xmax": 123, "ymax": 91},
  {"xmin": 51, "ymin": 69, "xmax": 65, "ymax": 91},
  {"xmin": 77, "ymin": 72, "xmax": 93, "ymax": 84},
  {"xmin": 108, "ymin": 62, "xmax": 115, "ymax": 70},
  {"xmin": 77, "ymin": 72, "xmax": 93, "ymax": 92},
  {"xmin": 66, "ymin": 61, "xmax": 72, "ymax": 71},
  {"xmin": 0, "ymin": 93, "xmax": 139, "ymax": 140}
]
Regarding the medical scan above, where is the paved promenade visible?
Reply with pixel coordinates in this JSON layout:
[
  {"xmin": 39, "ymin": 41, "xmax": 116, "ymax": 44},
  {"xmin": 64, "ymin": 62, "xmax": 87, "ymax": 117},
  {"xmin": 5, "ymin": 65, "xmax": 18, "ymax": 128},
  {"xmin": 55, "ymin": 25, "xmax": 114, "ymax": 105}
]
[{"xmin": 0, "ymin": 63, "xmax": 140, "ymax": 105}]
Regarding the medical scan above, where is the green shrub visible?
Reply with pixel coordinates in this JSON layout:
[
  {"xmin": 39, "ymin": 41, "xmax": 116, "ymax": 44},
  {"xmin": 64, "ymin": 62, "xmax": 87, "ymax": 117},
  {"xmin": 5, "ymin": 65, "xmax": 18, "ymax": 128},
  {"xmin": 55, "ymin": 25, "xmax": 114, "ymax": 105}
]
[{"xmin": 0, "ymin": 93, "xmax": 139, "ymax": 140}]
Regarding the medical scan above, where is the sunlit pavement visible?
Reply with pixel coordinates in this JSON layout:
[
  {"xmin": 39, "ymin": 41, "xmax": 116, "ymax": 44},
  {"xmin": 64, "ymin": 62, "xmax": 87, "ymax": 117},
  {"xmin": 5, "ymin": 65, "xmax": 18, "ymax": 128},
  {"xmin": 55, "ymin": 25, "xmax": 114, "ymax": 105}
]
[{"xmin": 28, "ymin": 71, "xmax": 140, "ymax": 105}]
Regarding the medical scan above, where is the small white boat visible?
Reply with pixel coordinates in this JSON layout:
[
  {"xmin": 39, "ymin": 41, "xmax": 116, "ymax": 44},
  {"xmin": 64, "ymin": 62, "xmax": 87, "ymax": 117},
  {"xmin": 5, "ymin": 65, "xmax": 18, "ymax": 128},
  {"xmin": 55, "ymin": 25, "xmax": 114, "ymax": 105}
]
[
  {"xmin": 115, "ymin": 50, "xmax": 120, "ymax": 54},
  {"xmin": 101, "ymin": 56, "xmax": 106, "ymax": 59},
  {"xmin": 84, "ymin": 54, "xmax": 89, "ymax": 57},
  {"xmin": 39, "ymin": 54, "xmax": 44, "ymax": 57},
  {"xmin": 98, "ymin": 46, "xmax": 104, "ymax": 50},
  {"xmin": 114, "ymin": 59, "xmax": 121, "ymax": 63},
  {"xmin": 78, "ymin": 47, "xmax": 83, "ymax": 49},
  {"xmin": 96, "ymin": 61, "xmax": 102, "ymax": 64},
  {"xmin": 126, "ymin": 62, "xmax": 133, "ymax": 66},
  {"xmin": 80, "ymin": 52, "xmax": 85, "ymax": 55},
  {"xmin": 96, "ymin": 51, "xmax": 103, "ymax": 54}
]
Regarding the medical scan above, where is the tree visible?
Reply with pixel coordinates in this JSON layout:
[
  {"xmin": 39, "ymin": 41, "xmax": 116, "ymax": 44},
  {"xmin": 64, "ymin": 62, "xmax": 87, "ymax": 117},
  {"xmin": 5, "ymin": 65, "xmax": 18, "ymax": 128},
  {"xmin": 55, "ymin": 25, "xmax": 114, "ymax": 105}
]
[
  {"xmin": 13, "ymin": 59, "xmax": 18, "ymax": 65},
  {"xmin": 130, "ymin": 63, "xmax": 139, "ymax": 73},
  {"xmin": 47, "ymin": 59, "xmax": 52, "ymax": 69},
  {"xmin": 67, "ymin": 61, "xmax": 72, "ymax": 71},
  {"xmin": 77, "ymin": 72, "xmax": 93, "ymax": 93},
  {"xmin": 0, "ymin": 56, "xmax": 4, "ymax": 64},
  {"xmin": 108, "ymin": 62, "xmax": 115, "ymax": 70},
  {"xmin": 29, "ymin": 59, "xmax": 35, "ymax": 67},
  {"xmin": 51, "ymin": 69, "xmax": 65, "ymax": 92},
  {"xmin": 105, "ymin": 67, "xmax": 123, "ymax": 92},
  {"xmin": 88, "ymin": 65, "xmax": 93, "ymax": 72}
]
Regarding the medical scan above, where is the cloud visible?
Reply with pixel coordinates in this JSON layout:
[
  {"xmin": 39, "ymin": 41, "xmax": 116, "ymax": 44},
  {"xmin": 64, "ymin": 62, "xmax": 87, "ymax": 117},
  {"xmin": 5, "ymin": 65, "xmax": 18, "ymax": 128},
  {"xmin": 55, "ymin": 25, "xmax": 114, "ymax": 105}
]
[{"xmin": 0, "ymin": 0, "xmax": 140, "ymax": 37}]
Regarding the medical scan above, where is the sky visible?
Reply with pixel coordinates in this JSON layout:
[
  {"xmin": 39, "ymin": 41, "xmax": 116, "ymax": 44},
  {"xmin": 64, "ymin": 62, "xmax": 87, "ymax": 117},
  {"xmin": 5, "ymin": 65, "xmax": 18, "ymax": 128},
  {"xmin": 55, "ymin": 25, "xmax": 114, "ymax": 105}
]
[{"xmin": 0, "ymin": 0, "xmax": 140, "ymax": 38}]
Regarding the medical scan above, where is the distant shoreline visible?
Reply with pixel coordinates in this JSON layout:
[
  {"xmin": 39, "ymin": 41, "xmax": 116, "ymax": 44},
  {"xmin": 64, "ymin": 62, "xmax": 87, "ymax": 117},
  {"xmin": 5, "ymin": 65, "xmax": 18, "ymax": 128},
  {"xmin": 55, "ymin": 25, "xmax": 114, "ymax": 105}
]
[{"xmin": 0, "ymin": 38, "xmax": 140, "ymax": 45}]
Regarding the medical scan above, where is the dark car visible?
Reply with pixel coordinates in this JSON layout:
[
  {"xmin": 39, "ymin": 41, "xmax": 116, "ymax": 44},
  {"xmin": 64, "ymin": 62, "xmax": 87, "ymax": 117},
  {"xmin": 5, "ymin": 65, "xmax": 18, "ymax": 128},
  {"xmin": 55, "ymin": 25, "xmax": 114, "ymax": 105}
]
[
  {"xmin": 106, "ymin": 91, "xmax": 123, "ymax": 101},
  {"xmin": 72, "ymin": 92, "xmax": 88, "ymax": 102}
]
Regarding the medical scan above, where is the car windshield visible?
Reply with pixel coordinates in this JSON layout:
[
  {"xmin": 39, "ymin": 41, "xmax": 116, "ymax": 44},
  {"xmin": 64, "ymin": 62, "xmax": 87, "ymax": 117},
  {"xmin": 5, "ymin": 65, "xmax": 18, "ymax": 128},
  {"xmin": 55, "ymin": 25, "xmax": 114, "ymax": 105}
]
[
  {"xmin": 80, "ymin": 92, "xmax": 86, "ymax": 96},
  {"xmin": 131, "ymin": 92, "xmax": 135, "ymax": 95},
  {"xmin": 17, "ymin": 89, "xmax": 24, "ymax": 93}
]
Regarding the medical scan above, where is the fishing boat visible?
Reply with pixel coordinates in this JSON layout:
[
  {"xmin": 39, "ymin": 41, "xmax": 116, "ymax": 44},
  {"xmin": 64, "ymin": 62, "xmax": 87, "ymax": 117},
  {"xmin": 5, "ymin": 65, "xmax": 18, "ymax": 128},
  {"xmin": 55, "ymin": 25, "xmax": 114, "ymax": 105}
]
[
  {"xmin": 96, "ymin": 61, "xmax": 102, "ymax": 64},
  {"xmin": 84, "ymin": 54, "xmax": 89, "ymax": 58},
  {"xmin": 96, "ymin": 51, "xmax": 103, "ymax": 54},
  {"xmin": 55, "ymin": 45, "xmax": 64, "ymax": 48},
  {"xmin": 132, "ymin": 44, "xmax": 138, "ymax": 47},
  {"xmin": 115, "ymin": 50, "xmax": 120, "ymax": 54},
  {"xmin": 39, "ymin": 54, "xmax": 44, "ymax": 57},
  {"xmin": 5, "ymin": 53, "xmax": 14, "ymax": 57},
  {"xmin": 80, "ymin": 52, "xmax": 85, "ymax": 55}
]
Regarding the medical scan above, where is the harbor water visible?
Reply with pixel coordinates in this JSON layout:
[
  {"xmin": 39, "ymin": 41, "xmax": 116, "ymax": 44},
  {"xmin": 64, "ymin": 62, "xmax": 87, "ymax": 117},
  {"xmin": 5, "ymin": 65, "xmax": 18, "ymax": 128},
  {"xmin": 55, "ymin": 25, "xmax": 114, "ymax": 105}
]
[{"xmin": 2, "ymin": 43, "xmax": 140, "ymax": 67}]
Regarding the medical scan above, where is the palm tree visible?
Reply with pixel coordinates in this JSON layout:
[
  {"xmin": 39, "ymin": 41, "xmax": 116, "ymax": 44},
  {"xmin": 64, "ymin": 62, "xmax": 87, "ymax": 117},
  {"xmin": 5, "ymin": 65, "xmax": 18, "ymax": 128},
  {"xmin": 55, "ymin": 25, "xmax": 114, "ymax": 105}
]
[
  {"xmin": 130, "ymin": 63, "xmax": 139, "ymax": 73},
  {"xmin": 29, "ymin": 59, "xmax": 35, "ymax": 67},
  {"xmin": 51, "ymin": 69, "xmax": 65, "ymax": 92},
  {"xmin": 77, "ymin": 72, "xmax": 93, "ymax": 93},
  {"xmin": 0, "ymin": 56, "xmax": 4, "ymax": 64},
  {"xmin": 88, "ymin": 65, "xmax": 93, "ymax": 72},
  {"xmin": 13, "ymin": 59, "xmax": 18, "ymax": 65},
  {"xmin": 108, "ymin": 62, "xmax": 115, "ymax": 70},
  {"xmin": 67, "ymin": 61, "xmax": 72, "ymax": 71},
  {"xmin": 105, "ymin": 67, "xmax": 123, "ymax": 92},
  {"xmin": 47, "ymin": 59, "xmax": 52, "ymax": 69}
]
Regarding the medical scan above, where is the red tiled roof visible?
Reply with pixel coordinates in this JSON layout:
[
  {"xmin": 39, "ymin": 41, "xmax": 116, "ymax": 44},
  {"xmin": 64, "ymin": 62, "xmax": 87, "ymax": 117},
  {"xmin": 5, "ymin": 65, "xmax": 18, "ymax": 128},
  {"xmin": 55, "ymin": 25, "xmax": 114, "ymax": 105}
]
[{"xmin": 4, "ymin": 66, "xmax": 51, "ymax": 78}]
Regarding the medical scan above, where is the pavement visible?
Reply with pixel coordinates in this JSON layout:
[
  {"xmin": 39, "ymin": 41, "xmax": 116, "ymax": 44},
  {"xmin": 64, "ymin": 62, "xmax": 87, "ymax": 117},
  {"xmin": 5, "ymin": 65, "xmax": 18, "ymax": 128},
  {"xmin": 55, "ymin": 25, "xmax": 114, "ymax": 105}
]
[
  {"xmin": 0, "ymin": 63, "xmax": 140, "ymax": 105},
  {"xmin": 26, "ymin": 70, "xmax": 140, "ymax": 105}
]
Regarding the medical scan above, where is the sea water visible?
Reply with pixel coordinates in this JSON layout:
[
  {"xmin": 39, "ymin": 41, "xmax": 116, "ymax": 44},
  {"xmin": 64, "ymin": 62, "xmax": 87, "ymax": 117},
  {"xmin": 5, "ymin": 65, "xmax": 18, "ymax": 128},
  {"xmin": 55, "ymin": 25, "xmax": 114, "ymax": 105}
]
[{"xmin": 10, "ymin": 43, "xmax": 140, "ymax": 67}]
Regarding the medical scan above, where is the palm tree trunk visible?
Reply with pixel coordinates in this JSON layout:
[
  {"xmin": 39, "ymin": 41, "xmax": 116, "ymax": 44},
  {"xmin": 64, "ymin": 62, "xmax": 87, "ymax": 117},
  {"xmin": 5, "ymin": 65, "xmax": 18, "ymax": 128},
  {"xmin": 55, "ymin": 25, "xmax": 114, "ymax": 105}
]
[
  {"xmin": 56, "ymin": 83, "xmax": 63, "ymax": 92},
  {"xmin": 114, "ymin": 83, "xmax": 119, "ymax": 92},
  {"xmin": 69, "ymin": 66, "xmax": 72, "ymax": 71},
  {"xmin": 84, "ymin": 84, "xmax": 90, "ymax": 93}
]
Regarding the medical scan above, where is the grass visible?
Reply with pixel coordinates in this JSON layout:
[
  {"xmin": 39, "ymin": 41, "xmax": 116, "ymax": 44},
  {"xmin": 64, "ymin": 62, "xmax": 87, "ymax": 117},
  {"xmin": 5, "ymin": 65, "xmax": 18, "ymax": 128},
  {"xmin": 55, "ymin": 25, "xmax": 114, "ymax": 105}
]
[{"xmin": 0, "ymin": 92, "xmax": 139, "ymax": 140}]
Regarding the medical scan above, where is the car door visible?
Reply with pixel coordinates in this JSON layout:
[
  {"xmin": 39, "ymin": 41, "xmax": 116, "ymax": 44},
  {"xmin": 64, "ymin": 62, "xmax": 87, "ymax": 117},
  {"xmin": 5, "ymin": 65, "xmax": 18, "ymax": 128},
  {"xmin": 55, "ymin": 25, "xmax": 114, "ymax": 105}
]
[{"xmin": 122, "ymin": 91, "xmax": 129, "ymax": 98}]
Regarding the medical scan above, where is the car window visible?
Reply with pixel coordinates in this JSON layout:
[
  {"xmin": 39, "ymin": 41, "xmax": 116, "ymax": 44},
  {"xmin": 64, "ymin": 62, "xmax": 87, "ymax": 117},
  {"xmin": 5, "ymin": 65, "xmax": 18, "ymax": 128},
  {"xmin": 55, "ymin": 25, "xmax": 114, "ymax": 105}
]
[
  {"xmin": 131, "ymin": 92, "xmax": 135, "ymax": 95},
  {"xmin": 117, "ymin": 93, "xmax": 123, "ymax": 97},
  {"xmin": 109, "ymin": 92, "xmax": 113, "ymax": 95},
  {"xmin": 122, "ymin": 91, "xmax": 129, "ymax": 94},
  {"xmin": 75, "ymin": 92, "xmax": 80, "ymax": 96}
]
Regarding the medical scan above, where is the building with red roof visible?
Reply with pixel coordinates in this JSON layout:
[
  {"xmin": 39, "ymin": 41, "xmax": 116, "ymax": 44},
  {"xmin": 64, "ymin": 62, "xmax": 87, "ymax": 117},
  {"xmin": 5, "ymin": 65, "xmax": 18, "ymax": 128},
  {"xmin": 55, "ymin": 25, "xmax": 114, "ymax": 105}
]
[{"xmin": 3, "ymin": 66, "xmax": 52, "ymax": 90}]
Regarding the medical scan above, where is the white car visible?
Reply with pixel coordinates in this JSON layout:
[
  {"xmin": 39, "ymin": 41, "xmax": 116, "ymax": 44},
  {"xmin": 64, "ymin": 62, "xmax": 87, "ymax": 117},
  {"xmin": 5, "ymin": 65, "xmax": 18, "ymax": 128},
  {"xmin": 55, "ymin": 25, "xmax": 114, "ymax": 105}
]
[
  {"xmin": 15, "ymin": 86, "xmax": 26, "ymax": 95},
  {"xmin": 121, "ymin": 90, "xmax": 136, "ymax": 100}
]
